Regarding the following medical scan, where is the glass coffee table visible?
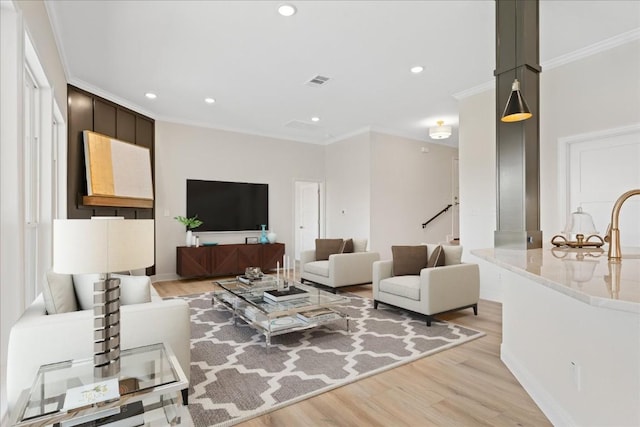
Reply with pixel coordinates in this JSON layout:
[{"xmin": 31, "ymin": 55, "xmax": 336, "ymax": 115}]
[
  {"xmin": 11, "ymin": 343, "xmax": 188, "ymax": 427},
  {"xmin": 213, "ymin": 277, "xmax": 349, "ymax": 348}
]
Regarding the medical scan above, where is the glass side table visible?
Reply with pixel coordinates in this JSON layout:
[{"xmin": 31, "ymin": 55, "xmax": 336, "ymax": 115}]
[{"xmin": 11, "ymin": 342, "xmax": 188, "ymax": 427}]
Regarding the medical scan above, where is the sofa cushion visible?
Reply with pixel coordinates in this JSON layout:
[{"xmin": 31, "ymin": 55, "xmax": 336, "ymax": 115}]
[
  {"xmin": 442, "ymin": 245, "xmax": 463, "ymax": 265},
  {"xmin": 43, "ymin": 272, "xmax": 78, "ymax": 314},
  {"xmin": 392, "ymin": 245, "xmax": 428, "ymax": 276},
  {"xmin": 73, "ymin": 273, "xmax": 152, "ymax": 310},
  {"xmin": 113, "ymin": 274, "xmax": 152, "ymax": 305},
  {"xmin": 315, "ymin": 239, "xmax": 344, "ymax": 261},
  {"xmin": 341, "ymin": 238, "xmax": 354, "ymax": 253},
  {"xmin": 73, "ymin": 273, "xmax": 101, "ymax": 310},
  {"xmin": 427, "ymin": 245, "xmax": 445, "ymax": 268},
  {"xmin": 304, "ymin": 260, "xmax": 330, "ymax": 277},
  {"xmin": 379, "ymin": 276, "xmax": 421, "ymax": 301},
  {"xmin": 352, "ymin": 238, "xmax": 368, "ymax": 253}
]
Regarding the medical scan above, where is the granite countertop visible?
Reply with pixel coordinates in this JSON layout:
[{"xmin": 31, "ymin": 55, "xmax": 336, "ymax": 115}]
[{"xmin": 471, "ymin": 247, "xmax": 640, "ymax": 314}]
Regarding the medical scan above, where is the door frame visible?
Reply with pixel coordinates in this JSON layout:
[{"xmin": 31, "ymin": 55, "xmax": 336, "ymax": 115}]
[{"xmin": 293, "ymin": 180, "xmax": 325, "ymax": 261}]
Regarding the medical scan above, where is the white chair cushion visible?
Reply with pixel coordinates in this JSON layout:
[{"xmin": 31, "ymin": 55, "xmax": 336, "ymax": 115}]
[
  {"xmin": 353, "ymin": 238, "xmax": 368, "ymax": 252},
  {"xmin": 424, "ymin": 243, "xmax": 463, "ymax": 266},
  {"xmin": 304, "ymin": 260, "xmax": 330, "ymax": 277},
  {"xmin": 72, "ymin": 273, "xmax": 101, "ymax": 310},
  {"xmin": 378, "ymin": 276, "xmax": 421, "ymax": 301},
  {"xmin": 43, "ymin": 272, "xmax": 78, "ymax": 314},
  {"xmin": 113, "ymin": 274, "xmax": 151, "ymax": 305},
  {"xmin": 442, "ymin": 245, "xmax": 463, "ymax": 265},
  {"xmin": 73, "ymin": 273, "xmax": 151, "ymax": 310}
]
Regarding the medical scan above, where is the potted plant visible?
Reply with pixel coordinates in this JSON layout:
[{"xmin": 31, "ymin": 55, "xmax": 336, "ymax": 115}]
[{"xmin": 175, "ymin": 215, "xmax": 203, "ymax": 247}]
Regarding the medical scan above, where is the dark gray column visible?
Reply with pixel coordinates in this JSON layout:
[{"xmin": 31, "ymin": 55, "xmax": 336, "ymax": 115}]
[{"xmin": 494, "ymin": 0, "xmax": 542, "ymax": 249}]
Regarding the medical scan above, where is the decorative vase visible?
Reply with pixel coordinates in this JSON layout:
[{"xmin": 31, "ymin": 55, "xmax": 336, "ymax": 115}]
[
  {"xmin": 259, "ymin": 224, "xmax": 269, "ymax": 244},
  {"xmin": 267, "ymin": 231, "xmax": 276, "ymax": 243},
  {"xmin": 186, "ymin": 230, "xmax": 193, "ymax": 247}
]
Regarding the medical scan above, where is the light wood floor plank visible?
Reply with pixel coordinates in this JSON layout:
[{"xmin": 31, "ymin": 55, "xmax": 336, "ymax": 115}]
[{"xmin": 154, "ymin": 277, "xmax": 551, "ymax": 426}]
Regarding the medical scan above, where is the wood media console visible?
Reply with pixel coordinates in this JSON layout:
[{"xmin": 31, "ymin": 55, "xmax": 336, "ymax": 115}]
[{"xmin": 176, "ymin": 243, "xmax": 285, "ymax": 278}]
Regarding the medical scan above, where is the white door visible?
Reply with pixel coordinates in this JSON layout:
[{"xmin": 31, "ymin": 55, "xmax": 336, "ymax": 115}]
[
  {"xmin": 568, "ymin": 131, "xmax": 640, "ymax": 247},
  {"xmin": 294, "ymin": 181, "xmax": 320, "ymax": 260}
]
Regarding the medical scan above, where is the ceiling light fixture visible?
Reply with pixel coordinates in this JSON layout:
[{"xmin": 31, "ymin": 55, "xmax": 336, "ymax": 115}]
[
  {"xmin": 410, "ymin": 66, "xmax": 424, "ymax": 74},
  {"xmin": 429, "ymin": 120, "xmax": 452, "ymax": 140},
  {"xmin": 145, "ymin": 92, "xmax": 157, "ymax": 99},
  {"xmin": 278, "ymin": 4, "xmax": 296, "ymax": 17},
  {"xmin": 501, "ymin": 79, "xmax": 532, "ymax": 122},
  {"xmin": 205, "ymin": 97, "xmax": 215, "ymax": 104},
  {"xmin": 311, "ymin": 117, "xmax": 320, "ymax": 122}
]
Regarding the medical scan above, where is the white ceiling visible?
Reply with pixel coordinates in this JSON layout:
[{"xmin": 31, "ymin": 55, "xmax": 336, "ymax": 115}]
[{"xmin": 45, "ymin": 1, "xmax": 640, "ymax": 146}]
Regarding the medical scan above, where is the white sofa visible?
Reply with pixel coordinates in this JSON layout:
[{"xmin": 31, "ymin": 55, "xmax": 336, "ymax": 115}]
[
  {"xmin": 6, "ymin": 274, "xmax": 191, "ymax": 414},
  {"xmin": 372, "ymin": 244, "xmax": 479, "ymax": 326},
  {"xmin": 300, "ymin": 239, "xmax": 380, "ymax": 288}
]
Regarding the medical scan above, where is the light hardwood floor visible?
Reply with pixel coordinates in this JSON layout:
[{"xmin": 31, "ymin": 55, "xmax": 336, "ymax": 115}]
[{"xmin": 154, "ymin": 277, "xmax": 551, "ymax": 427}]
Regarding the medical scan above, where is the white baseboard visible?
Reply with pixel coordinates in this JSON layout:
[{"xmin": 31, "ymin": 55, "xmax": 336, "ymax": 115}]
[{"xmin": 501, "ymin": 344, "xmax": 575, "ymax": 426}]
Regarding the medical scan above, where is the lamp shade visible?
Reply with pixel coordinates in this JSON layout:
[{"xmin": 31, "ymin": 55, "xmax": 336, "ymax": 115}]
[
  {"xmin": 429, "ymin": 120, "xmax": 452, "ymax": 140},
  {"xmin": 563, "ymin": 207, "xmax": 598, "ymax": 236},
  {"xmin": 53, "ymin": 218, "xmax": 154, "ymax": 274},
  {"xmin": 501, "ymin": 79, "xmax": 532, "ymax": 122}
]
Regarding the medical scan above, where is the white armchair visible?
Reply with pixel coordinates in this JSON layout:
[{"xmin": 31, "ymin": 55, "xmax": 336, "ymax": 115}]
[
  {"xmin": 300, "ymin": 238, "xmax": 380, "ymax": 288},
  {"xmin": 372, "ymin": 244, "xmax": 479, "ymax": 326}
]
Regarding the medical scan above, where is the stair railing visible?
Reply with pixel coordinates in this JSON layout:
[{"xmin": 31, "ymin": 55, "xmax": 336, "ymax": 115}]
[{"xmin": 421, "ymin": 204, "xmax": 453, "ymax": 229}]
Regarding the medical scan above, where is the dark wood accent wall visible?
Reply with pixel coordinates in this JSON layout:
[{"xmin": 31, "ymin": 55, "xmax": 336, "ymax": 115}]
[{"xmin": 67, "ymin": 85, "xmax": 156, "ymax": 273}]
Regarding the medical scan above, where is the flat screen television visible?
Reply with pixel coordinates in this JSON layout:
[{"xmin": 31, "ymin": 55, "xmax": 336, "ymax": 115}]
[{"xmin": 186, "ymin": 179, "xmax": 268, "ymax": 232}]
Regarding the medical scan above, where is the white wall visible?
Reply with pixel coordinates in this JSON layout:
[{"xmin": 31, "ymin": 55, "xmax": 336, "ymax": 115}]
[
  {"xmin": 325, "ymin": 131, "xmax": 371, "ymax": 241},
  {"xmin": 0, "ymin": 0, "xmax": 66, "ymax": 421},
  {"xmin": 370, "ymin": 131, "xmax": 458, "ymax": 260},
  {"xmin": 154, "ymin": 121, "xmax": 325, "ymax": 280},
  {"xmin": 458, "ymin": 39, "xmax": 640, "ymax": 302}
]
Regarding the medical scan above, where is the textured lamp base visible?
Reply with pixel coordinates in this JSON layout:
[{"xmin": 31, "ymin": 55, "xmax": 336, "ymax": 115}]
[{"xmin": 94, "ymin": 276, "xmax": 121, "ymax": 378}]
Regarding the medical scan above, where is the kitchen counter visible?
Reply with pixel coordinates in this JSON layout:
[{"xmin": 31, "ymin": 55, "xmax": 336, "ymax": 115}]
[
  {"xmin": 472, "ymin": 247, "xmax": 639, "ymax": 313},
  {"xmin": 471, "ymin": 246, "xmax": 639, "ymax": 427}
]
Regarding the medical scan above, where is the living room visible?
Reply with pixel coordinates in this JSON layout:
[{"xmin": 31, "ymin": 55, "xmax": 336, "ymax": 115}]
[{"xmin": 1, "ymin": 1, "xmax": 639, "ymax": 426}]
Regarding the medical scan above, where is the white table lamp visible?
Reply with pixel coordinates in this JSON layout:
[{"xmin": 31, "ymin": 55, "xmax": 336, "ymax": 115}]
[{"xmin": 53, "ymin": 218, "xmax": 154, "ymax": 377}]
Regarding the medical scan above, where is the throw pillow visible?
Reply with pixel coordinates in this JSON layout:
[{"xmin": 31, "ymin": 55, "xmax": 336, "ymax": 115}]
[
  {"xmin": 392, "ymin": 245, "xmax": 428, "ymax": 276},
  {"xmin": 352, "ymin": 238, "xmax": 368, "ymax": 252},
  {"xmin": 442, "ymin": 245, "xmax": 463, "ymax": 265},
  {"xmin": 315, "ymin": 239, "xmax": 344, "ymax": 261},
  {"xmin": 427, "ymin": 245, "xmax": 446, "ymax": 268},
  {"xmin": 342, "ymin": 238, "xmax": 354, "ymax": 253},
  {"xmin": 113, "ymin": 274, "xmax": 151, "ymax": 305},
  {"xmin": 72, "ymin": 273, "xmax": 102, "ymax": 310},
  {"xmin": 43, "ymin": 272, "xmax": 78, "ymax": 314}
]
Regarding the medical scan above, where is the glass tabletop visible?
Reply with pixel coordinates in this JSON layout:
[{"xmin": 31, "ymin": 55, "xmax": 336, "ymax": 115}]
[
  {"xmin": 214, "ymin": 278, "xmax": 348, "ymax": 317},
  {"xmin": 15, "ymin": 343, "xmax": 185, "ymax": 424}
]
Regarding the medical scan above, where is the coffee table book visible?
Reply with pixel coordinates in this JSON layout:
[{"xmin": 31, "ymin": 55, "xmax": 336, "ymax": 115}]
[
  {"xmin": 263, "ymin": 287, "xmax": 309, "ymax": 302},
  {"xmin": 296, "ymin": 308, "xmax": 338, "ymax": 323}
]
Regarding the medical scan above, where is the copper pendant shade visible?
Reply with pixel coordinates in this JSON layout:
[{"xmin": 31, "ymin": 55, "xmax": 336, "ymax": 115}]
[{"xmin": 501, "ymin": 79, "xmax": 532, "ymax": 122}]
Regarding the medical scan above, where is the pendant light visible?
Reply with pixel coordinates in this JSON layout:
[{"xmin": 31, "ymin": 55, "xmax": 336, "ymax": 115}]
[{"xmin": 501, "ymin": 79, "xmax": 532, "ymax": 122}]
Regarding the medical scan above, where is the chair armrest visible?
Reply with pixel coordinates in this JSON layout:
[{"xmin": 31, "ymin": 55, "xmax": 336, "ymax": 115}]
[
  {"xmin": 300, "ymin": 250, "xmax": 316, "ymax": 267},
  {"xmin": 328, "ymin": 252, "xmax": 380, "ymax": 286},
  {"xmin": 420, "ymin": 263, "xmax": 480, "ymax": 314},
  {"xmin": 372, "ymin": 260, "xmax": 394, "ymax": 298}
]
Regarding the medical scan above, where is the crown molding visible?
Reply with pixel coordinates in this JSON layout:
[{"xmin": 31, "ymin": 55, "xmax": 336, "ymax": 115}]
[
  {"xmin": 452, "ymin": 80, "xmax": 495, "ymax": 100},
  {"xmin": 43, "ymin": 1, "xmax": 70, "ymax": 81},
  {"xmin": 68, "ymin": 77, "xmax": 157, "ymax": 119},
  {"xmin": 542, "ymin": 28, "xmax": 640, "ymax": 71}
]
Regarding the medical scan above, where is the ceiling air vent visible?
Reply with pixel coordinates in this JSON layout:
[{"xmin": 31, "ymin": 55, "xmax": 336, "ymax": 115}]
[
  {"xmin": 285, "ymin": 120, "xmax": 323, "ymax": 132},
  {"xmin": 305, "ymin": 75, "xmax": 331, "ymax": 87}
]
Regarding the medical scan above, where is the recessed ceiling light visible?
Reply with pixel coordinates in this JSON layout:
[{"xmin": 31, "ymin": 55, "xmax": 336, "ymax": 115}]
[
  {"xmin": 278, "ymin": 4, "xmax": 296, "ymax": 17},
  {"xmin": 410, "ymin": 66, "xmax": 424, "ymax": 74},
  {"xmin": 311, "ymin": 117, "xmax": 320, "ymax": 122},
  {"xmin": 205, "ymin": 97, "xmax": 215, "ymax": 104},
  {"xmin": 145, "ymin": 92, "xmax": 157, "ymax": 99}
]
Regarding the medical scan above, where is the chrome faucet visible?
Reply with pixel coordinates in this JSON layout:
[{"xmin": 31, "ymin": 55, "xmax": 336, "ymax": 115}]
[{"xmin": 605, "ymin": 189, "xmax": 640, "ymax": 261}]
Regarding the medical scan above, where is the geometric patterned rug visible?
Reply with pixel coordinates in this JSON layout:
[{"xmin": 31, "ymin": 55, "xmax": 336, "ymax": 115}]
[{"xmin": 175, "ymin": 292, "xmax": 485, "ymax": 427}]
